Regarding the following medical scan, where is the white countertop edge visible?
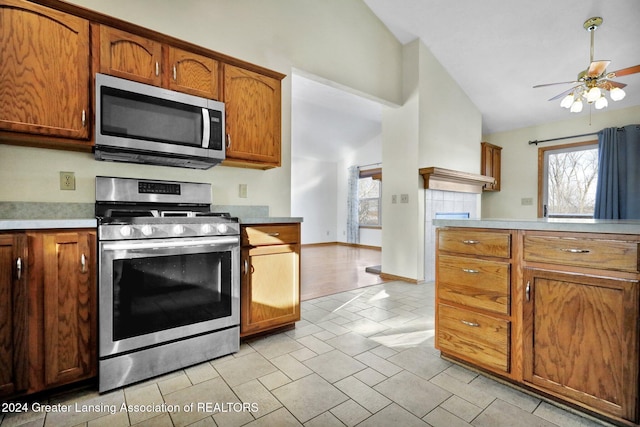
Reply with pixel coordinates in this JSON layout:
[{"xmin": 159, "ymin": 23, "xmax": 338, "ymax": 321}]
[
  {"xmin": 0, "ymin": 219, "xmax": 98, "ymax": 231},
  {"xmin": 432, "ymin": 218, "xmax": 640, "ymax": 234},
  {"xmin": 239, "ymin": 217, "xmax": 303, "ymax": 225}
]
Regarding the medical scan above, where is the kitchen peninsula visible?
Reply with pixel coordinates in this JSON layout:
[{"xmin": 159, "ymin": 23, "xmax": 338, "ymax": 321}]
[{"xmin": 433, "ymin": 218, "xmax": 640, "ymax": 426}]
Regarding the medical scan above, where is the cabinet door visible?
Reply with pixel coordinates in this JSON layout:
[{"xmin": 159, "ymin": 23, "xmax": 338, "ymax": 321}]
[
  {"xmin": 523, "ymin": 268, "xmax": 639, "ymax": 421},
  {"xmin": 241, "ymin": 244, "xmax": 300, "ymax": 336},
  {"xmin": 41, "ymin": 232, "xmax": 96, "ymax": 387},
  {"xmin": 481, "ymin": 142, "xmax": 501, "ymax": 191},
  {"xmin": 99, "ymin": 25, "xmax": 162, "ymax": 86},
  {"xmin": 0, "ymin": 0, "xmax": 90, "ymax": 139},
  {"xmin": 223, "ymin": 64, "xmax": 281, "ymax": 168},
  {"xmin": 0, "ymin": 234, "xmax": 28, "ymax": 397},
  {"xmin": 167, "ymin": 47, "xmax": 219, "ymax": 99}
]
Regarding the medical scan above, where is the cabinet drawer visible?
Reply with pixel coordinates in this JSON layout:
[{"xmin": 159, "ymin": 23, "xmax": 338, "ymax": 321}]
[
  {"xmin": 523, "ymin": 235, "xmax": 639, "ymax": 273},
  {"xmin": 242, "ymin": 225, "xmax": 299, "ymax": 247},
  {"xmin": 438, "ymin": 255, "xmax": 510, "ymax": 314},
  {"xmin": 437, "ymin": 304, "xmax": 510, "ymax": 373},
  {"xmin": 438, "ymin": 230, "xmax": 510, "ymax": 258}
]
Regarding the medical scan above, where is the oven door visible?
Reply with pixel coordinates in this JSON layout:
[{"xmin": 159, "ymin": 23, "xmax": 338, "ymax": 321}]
[{"xmin": 98, "ymin": 235, "xmax": 239, "ymax": 358}]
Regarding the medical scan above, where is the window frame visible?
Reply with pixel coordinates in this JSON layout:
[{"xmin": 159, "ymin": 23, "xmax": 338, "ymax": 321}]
[
  {"xmin": 358, "ymin": 168, "xmax": 382, "ymax": 228},
  {"xmin": 537, "ymin": 140, "xmax": 598, "ymax": 218}
]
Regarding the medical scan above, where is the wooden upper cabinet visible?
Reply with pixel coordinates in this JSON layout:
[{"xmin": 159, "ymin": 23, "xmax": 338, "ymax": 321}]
[
  {"xmin": 223, "ymin": 64, "xmax": 282, "ymax": 168},
  {"xmin": 0, "ymin": 0, "xmax": 90, "ymax": 140},
  {"xmin": 167, "ymin": 47, "xmax": 219, "ymax": 99},
  {"xmin": 481, "ymin": 142, "xmax": 502, "ymax": 191},
  {"xmin": 99, "ymin": 25, "xmax": 162, "ymax": 86},
  {"xmin": 98, "ymin": 26, "xmax": 220, "ymax": 100}
]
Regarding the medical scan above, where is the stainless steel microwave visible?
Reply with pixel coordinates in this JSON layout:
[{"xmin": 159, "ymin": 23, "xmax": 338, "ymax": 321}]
[{"xmin": 94, "ymin": 73, "xmax": 225, "ymax": 169}]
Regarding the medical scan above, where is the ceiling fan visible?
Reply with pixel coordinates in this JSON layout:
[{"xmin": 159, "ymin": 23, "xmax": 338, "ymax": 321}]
[{"xmin": 534, "ymin": 16, "xmax": 640, "ymax": 113}]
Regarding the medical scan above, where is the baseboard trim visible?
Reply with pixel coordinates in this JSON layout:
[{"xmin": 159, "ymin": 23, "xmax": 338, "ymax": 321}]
[{"xmin": 379, "ymin": 272, "xmax": 420, "ymax": 284}]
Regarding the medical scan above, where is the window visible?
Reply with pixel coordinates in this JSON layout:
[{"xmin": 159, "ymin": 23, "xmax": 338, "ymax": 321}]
[
  {"xmin": 358, "ymin": 168, "xmax": 382, "ymax": 227},
  {"xmin": 539, "ymin": 141, "xmax": 598, "ymax": 218}
]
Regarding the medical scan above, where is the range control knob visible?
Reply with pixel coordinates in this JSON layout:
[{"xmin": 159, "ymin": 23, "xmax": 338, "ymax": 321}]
[
  {"xmin": 217, "ymin": 223, "xmax": 229, "ymax": 234},
  {"xmin": 201, "ymin": 224, "xmax": 214, "ymax": 234},
  {"xmin": 172, "ymin": 224, "xmax": 185, "ymax": 235},
  {"xmin": 120, "ymin": 225, "xmax": 133, "ymax": 237},
  {"xmin": 141, "ymin": 225, "xmax": 153, "ymax": 236}
]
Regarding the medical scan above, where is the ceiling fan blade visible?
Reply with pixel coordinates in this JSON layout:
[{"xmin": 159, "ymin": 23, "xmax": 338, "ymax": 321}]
[
  {"xmin": 533, "ymin": 81, "xmax": 579, "ymax": 88},
  {"xmin": 598, "ymin": 80, "xmax": 627, "ymax": 90},
  {"xmin": 548, "ymin": 86, "xmax": 580, "ymax": 101},
  {"xmin": 587, "ymin": 60, "xmax": 610, "ymax": 77},
  {"xmin": 609, "ymin": 64, "xmax": 640, "ymax": 77}
]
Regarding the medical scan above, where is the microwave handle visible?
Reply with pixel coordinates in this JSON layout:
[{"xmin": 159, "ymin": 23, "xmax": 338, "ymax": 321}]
[{"xmin": 202, "ymin": 108, "xmax": 211, "ymax": 148}]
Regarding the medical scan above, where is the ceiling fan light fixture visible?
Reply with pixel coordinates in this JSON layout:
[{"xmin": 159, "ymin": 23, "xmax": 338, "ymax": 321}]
[
  {"xmin": 560, "ymin": 93, "xmax": 574, "ymax": 108},
  {"xmin": 586, "ymin": 86, "xmax": 601, "ymax": 102},
  {"xmin": 610, "ymin": 87, "xmax": 626, "ymax": 101},
  {"xmin": 570, "ymin": 99, "xmax": 584, "ymax": 113},
  {"xmin": 595, "ymin": 96, "xmax": 608, "ymax": 110}
]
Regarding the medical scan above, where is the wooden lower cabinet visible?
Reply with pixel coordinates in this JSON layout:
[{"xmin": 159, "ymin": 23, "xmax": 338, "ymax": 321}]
[
  {"xmin": 523, "ymin": 267, "xmax": 639, "ymax": 422},
  {"xmin": 0, "ymin": 229, "xmax": 96, "ymax": 400},
  {"xmin": 0, "ymin": 234, "xmax": 28, "ymax": 397},
  {"xmin": 240, "ymin": 224, "xmax": 300, "ymax": 337}
]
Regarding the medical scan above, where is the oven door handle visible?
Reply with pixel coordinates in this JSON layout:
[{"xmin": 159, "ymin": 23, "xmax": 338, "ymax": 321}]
[{"xmin": 102, "ymin": 237, "xmax": 239, "ymax": 251}]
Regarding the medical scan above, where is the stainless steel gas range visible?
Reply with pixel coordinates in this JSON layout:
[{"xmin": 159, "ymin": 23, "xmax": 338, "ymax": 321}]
[{"xmin": 95, "ymin": 176, "xmax": 239, "ymax": 392}]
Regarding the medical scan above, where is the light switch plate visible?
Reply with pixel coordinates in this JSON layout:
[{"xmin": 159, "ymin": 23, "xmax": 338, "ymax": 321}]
[
  {"xmin": 239, "ymin": 184, "xmax": 248, "ymax": 198},
  {"xmin": 400, "ymin": 194, "xmax": 409, "ymax": 203}
]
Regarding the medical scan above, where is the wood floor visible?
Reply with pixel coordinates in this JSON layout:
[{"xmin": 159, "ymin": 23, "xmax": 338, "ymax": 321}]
[{"xmin": 300, "ymin": 244, "xmax": 385, "ymax": 301}]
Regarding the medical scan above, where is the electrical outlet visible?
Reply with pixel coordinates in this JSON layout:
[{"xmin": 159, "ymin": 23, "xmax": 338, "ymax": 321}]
[
  {"xmin": 391, "ymin": 195, "xmax": 397, "ymax": 204},
  {"xmin": 521, "ymin": 197, "xmax": 533, "ymax": 206},
  {"xmin": 59, "ymin": 172, "xmax": 75, "ymax": 190},
  {"xmin": 400, "ymin": 194, "xmax": 409, "ymax": 203},
  {"xmin": 239, "ymin": 184, "xmax": 248, "ymax": 198}
]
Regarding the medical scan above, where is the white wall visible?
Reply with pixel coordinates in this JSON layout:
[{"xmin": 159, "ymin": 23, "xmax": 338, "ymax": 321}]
[
  {"xmin": 1, "ymin": 0, "xmax": 402, "ymax": 220},
  {"xmin": 291, "ymin": 157, "xmax": 337, "ymax": 244},
  {"xmin": 482, "ymin": 105, "xmax": 640, "ymax": 219},
  {"xmin": 382, "ymin": 40, "xmax": 482, "ymax": 282}
]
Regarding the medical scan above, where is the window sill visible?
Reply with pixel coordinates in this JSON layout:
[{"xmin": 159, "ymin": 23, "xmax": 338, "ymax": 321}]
[{"xmin": 359, "ymin": 225, "xmax": 381, "ymax": 230}]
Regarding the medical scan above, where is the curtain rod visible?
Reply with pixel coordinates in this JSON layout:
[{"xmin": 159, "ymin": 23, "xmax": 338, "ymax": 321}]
[{"xmin": 528, "ymin": 132, "xmax": 598, "ymax": 146}]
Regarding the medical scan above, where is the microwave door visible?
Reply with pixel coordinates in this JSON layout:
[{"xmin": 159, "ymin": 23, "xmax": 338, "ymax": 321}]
[{"xmin": 202, "ymin": 108, "xmax": 210, "ymax": 148}]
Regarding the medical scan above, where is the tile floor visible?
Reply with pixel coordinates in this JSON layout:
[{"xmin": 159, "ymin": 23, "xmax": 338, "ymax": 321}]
[{"xmin": 1, "ymin": 281, "xmax": 614, "ymax": 427}]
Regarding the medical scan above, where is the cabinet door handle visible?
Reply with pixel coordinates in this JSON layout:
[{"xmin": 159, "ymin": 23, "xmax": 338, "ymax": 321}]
[
  {"xmin": 81, "ymin": 110, "xmax": 86, "ymax": 127},
  {"xmin": 244, "ymin": 259, "xmax": 249, "ymax": 275},
  {"xmin": 226, "ymin": 134, "xmax": 231, "ymax": 149},
  {"xmin": 267, "ymin": 232, "xmax": 280, "ymax": 237},
  {"xmin": 462, "ymin": 268, "xmax": 479, "ymax": 274},
  {"xmin": 16, "ymin": 257, "xmax": 22, "ymax": 280},
  {"xmin": 173, "ymin": 65, "xmax": 177, "ymax": 81},
  {"xmin": 155, "ymin": 61, "xmax": 160, "ymax": 76},
  {"xmin": 461, "ymin": 320, "xmax": 480, "ymax": 327},
  {"xmin": 462, "ymin": 240, "xmax": 479, "ymax": 244},
  {"xmin": 80, "ymin": 253, "xmax": 87, "ymax": 273},
  {"xmin": 526, "ymin": 281, "xmax": 530, "ymax": 302},
  {"xmin": 560, "ymin": 248, "xmax": 590, "ymax": 254}
]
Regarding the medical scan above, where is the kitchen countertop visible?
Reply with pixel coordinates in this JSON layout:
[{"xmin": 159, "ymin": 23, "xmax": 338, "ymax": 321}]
[
  {"xmin": 0, "ymin": 219, "xmax": 98, "ymax": 231},
  {"xmin": 239, "ymin": 217, "xmax": 303, "ymax": 225},
  {"xmin": 433, "ymin": 218, "xmax": 640, "ymax": 234},
  {"xmin": 0, "ymin": 217, "xmax": 303, "ymax": 231}
]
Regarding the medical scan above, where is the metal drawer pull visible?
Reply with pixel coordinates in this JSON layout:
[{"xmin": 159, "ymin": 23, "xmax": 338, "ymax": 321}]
[
  {"xmin": 461, "ymin": 320, "xmax": 480, "ymax": 327},
  {"xmin": 267, "ymin": 232, "xmax": 280, "ymax": 237},
  {"xmin": 462, "ymin": 268, "xmax": 479, "ymax": 274},
  {"xmin": 560, "ymin": 248, "xmax": 590, "ymax": 254},
  {"xmin": 16, "ymin": 257, "xmax": 22, "ymax": 280},
  {"xmin": 462, "ymin": 240, "xmax": 479, "ymax": 244},
  {"xmin": 81, "ymin": 253, "xmax": 87, "ymax": 273},
  {"xmin": 526, "ymin": 281, "xmax": 530, "ymax": 302}
]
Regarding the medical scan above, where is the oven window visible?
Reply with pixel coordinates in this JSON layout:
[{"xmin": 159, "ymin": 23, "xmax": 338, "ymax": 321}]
[{"xmin": 112, "ymin": 251, "xmax": 232, "ymax": 341}]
